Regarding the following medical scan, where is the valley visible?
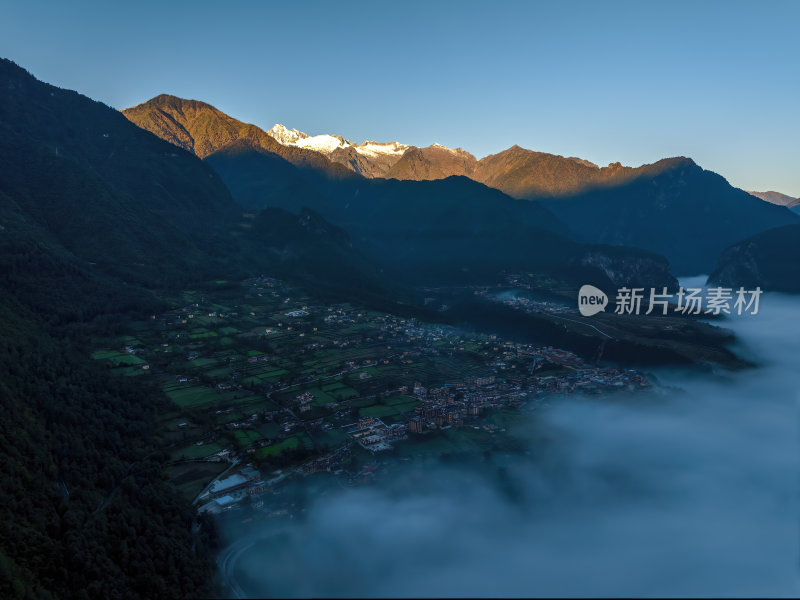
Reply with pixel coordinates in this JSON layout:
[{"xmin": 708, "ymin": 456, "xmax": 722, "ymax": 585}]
[
  {"xmin": 0, "ymin": 12, "xmax": 796, "ymax": 593},
  {"xmin": 86, "ymin": 273, "xmax": 743, "ymax": 527}
]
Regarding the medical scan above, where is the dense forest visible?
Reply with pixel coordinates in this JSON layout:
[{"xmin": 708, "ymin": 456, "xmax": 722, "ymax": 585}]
[
  {"xmin": 0, "ymin": 59, "xmax": 232, "ymax": 599},
  {"xmin": 0, "ymin": 255, "xmax": 220, "ymax": 598}
]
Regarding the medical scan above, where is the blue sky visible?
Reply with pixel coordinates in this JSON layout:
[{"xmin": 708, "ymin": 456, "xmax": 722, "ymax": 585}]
[{"xmin": 2, "ymin": 0, "xmax": 798, "ymax": 195}]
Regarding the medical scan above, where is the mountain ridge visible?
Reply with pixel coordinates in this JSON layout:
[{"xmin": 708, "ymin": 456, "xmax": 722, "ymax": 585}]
[
  {"xmin": 123, "ymin": 95, "xmax": 354, "ymax": 179},
  {"xmin": 122, "ymin": 95, "xmax": 716, "ymax": 197},
  {"xmin": 204, "ymin": 142, "xmax": 679, "ymax": 292},
  {"xmin": 747, "ymin": 190, "xmax": 800, "ymax": 208},
  {"xmin": 121, "ymin": 93, "xmax": 798, "ymax": 275}
]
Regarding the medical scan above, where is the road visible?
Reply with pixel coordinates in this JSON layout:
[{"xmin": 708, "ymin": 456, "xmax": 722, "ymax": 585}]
[
  {"xmin": 265, "ymin": 362, "xmax": 367, "ymax": 400},
  {"xmin": 217, "ymin": 526, "xmax": 289, "ymax": 599},
  {"xmin": 548, "ymin": 313, "xmax": 615, "ymax": 339},
  {"xmin": 192, "ymin": 459, "xmax": 240, "ymax": 505}
]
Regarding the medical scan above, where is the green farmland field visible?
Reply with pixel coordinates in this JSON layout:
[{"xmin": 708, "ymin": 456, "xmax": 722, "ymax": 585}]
[
  {"xmin": 234, "ymin": 429, "xmax": 262, "ymax": 447},
  {"xmin": 172, "ymin": 441, "xmax": 223, "ymax": 460},
  {"xmin": 165, "ymin": 386, "xmax": 221, "ymax": 408}
]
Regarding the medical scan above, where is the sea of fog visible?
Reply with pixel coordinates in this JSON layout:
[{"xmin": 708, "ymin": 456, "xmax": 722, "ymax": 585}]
[{"xmin": 223, "ymin": 292, "xmax": 800, "ymax": 598}]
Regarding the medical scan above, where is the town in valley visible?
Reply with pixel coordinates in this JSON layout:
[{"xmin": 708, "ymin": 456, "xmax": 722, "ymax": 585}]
[{"xmin": 90, "ymin": 276, "xmax": 655, "ymax": 521}]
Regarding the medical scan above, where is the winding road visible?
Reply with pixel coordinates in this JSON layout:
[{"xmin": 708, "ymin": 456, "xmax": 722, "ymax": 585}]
[
  {"xmin": 547, "ymin": 312, "xmax": 615, "ymax": 339},
  {"xmin": 217, "ymin": 526, "xmax": 289, "ymax": 599}
]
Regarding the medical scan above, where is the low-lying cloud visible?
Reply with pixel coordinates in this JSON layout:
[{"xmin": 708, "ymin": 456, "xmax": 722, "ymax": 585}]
[{"xmin": 228, "ymin": 295, "xmax": 799, "ymax": 598}]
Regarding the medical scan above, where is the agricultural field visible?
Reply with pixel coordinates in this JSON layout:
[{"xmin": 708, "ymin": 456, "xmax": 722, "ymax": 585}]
[
  {"xmin": 163, "ymin": 384, "xmax": 223, "ymax": 409},
  {"xmin": 167, "ymin": 461, "xmax": 229, "ymax": 501},
  {"xmin": 233, "ymin": 429, "xmax": 262, "ymax": 447},
  {"xmin": 92, "ymin": 349, "xmax": 147, "ymax": 366},
  {"xmin": 88, "ymin": 276, "xmax": 526, "ymax": 490},
  {"xmin": 172, "ymin": 441, "xmax": 223, "ymax": 461},
  {"xmin": 255, "ymin": 431, "xmax": 313, "ymax": 458}
]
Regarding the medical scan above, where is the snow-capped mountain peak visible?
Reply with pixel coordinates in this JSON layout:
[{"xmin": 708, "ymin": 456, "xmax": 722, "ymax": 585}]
[
  {"xmin": 429, "ymin": 142, "xmax": 466, "ymax": 155},
  {"xmin": 296, "ymin": 134, "xmax": 351, "ymax": 154},
  {"xmin": 355, "ymin": 140, "xmax": 410, "ymax": 158},
  {"xmin": 266, "ymin": 124, "xmax": 414, "ymax": 159},
  {"xmin": 265, "ymin": 124, "xmax": 467, "ymax": 179},
  {"xmin": 267, "ymin": 124, "xmax": 350, "ymax": 154},
  {"xmin": 267, "ymin": 124, "xmax": 308, "ymax": 146}
]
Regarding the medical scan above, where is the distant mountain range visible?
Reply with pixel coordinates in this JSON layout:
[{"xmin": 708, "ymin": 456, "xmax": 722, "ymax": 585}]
[
  {"xmin": 123, "ymin": 96, "xmax": 799, "ymax": 276},
  {"xmin": 747, "ymin": 190, "xmax": 800, "ymax": 208},
  {"xmin": 120, "ymin": 94, "xmax": 682, "ymax": 290}
]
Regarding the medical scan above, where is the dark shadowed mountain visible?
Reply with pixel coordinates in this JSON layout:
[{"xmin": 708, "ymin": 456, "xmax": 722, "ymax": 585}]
[
  {"xmin": 0, "ymin": 58, "xmax": 233, "ymax": 599},
  {"xmin": 468, "ymin": 149, "xmax": 799, "ymax": 274},
  {"xmin": 709, "ymin": 224, "xmax": 800, "ymax": 293},
  {"xmin": 1, "ymin": 63, "xmax": 384, "ymax": 295},
  {"xmin": 540, "ymin": 159, "xmax": 799, "ymax": 274},
  {"xmin": 0, "ymin": 64, "xmax": 244, "ymax": 287},
  {"xmin": 123, "ymin": 97, "xmax": 798, "ymax": 276},
  {"xmin": 747, "ymin": 190, "xmax": 800, "ymax": 208},
  {"xmin": 204, "ymin": 144, "xmax": 677, "ymax": 291},
  {"xmin": 248, "ymin": 207, "xmax": 388, "ymax": 294},
  {"xmin": 199, "ymin": 139, "xmax": 329, "ymax": 213}
]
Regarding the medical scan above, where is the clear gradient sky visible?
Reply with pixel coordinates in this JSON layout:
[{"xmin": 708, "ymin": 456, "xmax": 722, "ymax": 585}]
[{"xmin": 2, "ymin": 0, "xmax": 798, "ymax": 195}]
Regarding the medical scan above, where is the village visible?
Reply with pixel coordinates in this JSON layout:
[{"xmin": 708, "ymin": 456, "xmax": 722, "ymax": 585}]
[{"xmin": 89, "ymin": 276, "xmax": 654, "ymax": 517}]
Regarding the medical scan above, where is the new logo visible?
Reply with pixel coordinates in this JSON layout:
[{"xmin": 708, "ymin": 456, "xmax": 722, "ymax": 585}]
[{"xmin": 578, "ymin": 285, "xmax": 608, "ymax": 317}]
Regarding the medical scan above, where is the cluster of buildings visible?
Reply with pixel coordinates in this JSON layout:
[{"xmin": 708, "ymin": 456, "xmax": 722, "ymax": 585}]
[
  {"xmin": 295, "ymin": 391, "xmax": 313, "ymax": 412},
  {"xmin": 497, "ymin": 291, "xmax": 572, "ymax": 315},
  {"xmin": 224, "ymin": 412, "xmax": 260, "ymax": 430},
  {"xmin": 323, "ymin": 306, "xmax": 361, "ymax": 326},
  {"xmin": 302, "ymin": 443, "xmax": 352, "ymax": 473},
  {"xmin": 533, "ymin": 368, "xmax": 651, "ymax": 394},
  {"xmin": 536, "ymin": 347, "xmax": 585, "ymax": 368},
  {"xmin": 344, "ymin": 417, "xmax": 408, "ymax": 452},
  {"xmin": 197, "ymin": 462, "xmax": 296, "ymax": 515},
  {"xmin": 151, "ymin": 277, "xmax": 659, "ymax": 523},
  {"xmin": 197, "ymin": 465, "xmax": 264, "ymax": 513},
  {"xmin": 407, "ymin": 376, "xmax": 520, "ymax": 433}
]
